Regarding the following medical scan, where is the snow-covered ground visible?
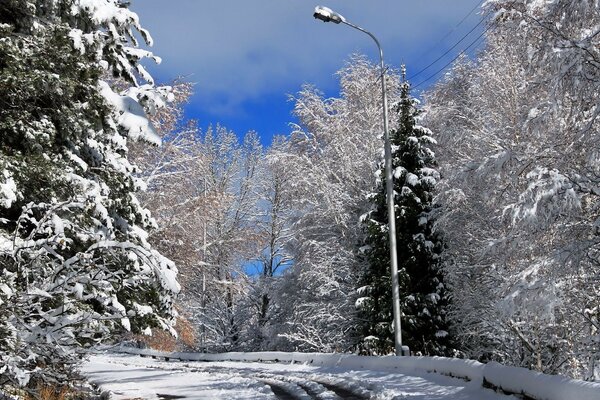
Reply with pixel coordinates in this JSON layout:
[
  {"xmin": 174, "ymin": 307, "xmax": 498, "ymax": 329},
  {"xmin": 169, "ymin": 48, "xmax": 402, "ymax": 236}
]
[{"xmin": 81, "ymin": 352, "xmax": 517, "ymax": 399}]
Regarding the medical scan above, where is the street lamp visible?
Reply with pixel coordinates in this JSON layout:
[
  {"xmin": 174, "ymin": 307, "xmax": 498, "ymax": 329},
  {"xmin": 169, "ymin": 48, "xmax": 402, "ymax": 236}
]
[{"xmin": 313, "ymin": 5, "xmax": 406, "ymax": 356}]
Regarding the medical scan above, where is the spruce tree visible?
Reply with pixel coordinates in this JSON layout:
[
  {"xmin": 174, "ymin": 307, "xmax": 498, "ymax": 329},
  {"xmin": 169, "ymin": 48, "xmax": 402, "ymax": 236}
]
[
  {"xmin": 358, "ymin": 67, "xmax": 452, "ymax": 355},
  {"xmin": 0, "ymin": 0, "xmax": 178, "ymax": 388}
]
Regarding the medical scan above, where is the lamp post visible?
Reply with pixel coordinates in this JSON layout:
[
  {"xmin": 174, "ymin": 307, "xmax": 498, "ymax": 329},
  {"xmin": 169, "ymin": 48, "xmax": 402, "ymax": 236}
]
[{"xmin": 313, "ymin": 6, "xmax": 405, "ymax": 356}]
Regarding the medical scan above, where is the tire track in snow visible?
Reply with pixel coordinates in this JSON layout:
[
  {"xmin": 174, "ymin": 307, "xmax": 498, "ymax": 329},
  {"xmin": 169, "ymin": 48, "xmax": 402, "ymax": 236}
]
[
  {"xmin": 316, "ymin": 381, "xmax": 369, "ymax": 400},
  {"xmin": 260, "ymin": 378, "xmax": 310, "ymax": 400},
  {"xmin": 103, "ymin": 356, "xmax": 374, "ymax": 399},
  {"xmin": 169, "ymin": 363, "xmax": 373, "ymax": 399}
]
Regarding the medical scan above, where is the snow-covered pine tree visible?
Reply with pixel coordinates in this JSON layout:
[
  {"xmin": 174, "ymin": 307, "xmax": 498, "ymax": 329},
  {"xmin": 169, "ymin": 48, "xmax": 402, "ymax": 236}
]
[
  {"xmin": 358, "ymin": 67, "xmax": 452, "ymax": 356},
  {"xmin": 0, "ymin": 0, "xmax": 179, "ymax": 388}
]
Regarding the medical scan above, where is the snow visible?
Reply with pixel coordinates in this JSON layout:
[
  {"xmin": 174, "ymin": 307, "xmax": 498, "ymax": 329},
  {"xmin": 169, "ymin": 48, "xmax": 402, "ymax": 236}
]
[
  {"xmin": 393, "ymin": 166, "xmax": 406, "ymax": 179},
  {"xmin": 405, "ymin": 172, "xmax": 419, "ymax": 186},
  {"xmin": 73, "ymin": 0, "xmax": 145, "ymax": 34},
  {"xmin": 85, "ymin": 348, "xmax": 600, "ymax": 400},
  {"xmin": 420, "ymin": 167, "xmax": 440, "ymax": 179},
  {"xmin": 82, "ymin": 351, "xmax": 514, "ymax": 400},
  {"xmin": 0, "ymin": 170, "xmax": 17, "ymax": 208},
  {"xmin": 120, "ymin": 318, "xmax": 131, "ymax": 331},
  {"xmin": 51, "ymin": 214, "xmax": 64, "ymax": 236},
  {"xmin": 66, "ymin": 150, "xmax": 89, "ymax": 171},
  {"xmin": 153, "ymin": 252, "xmax": 181, "ymax": 294},
  {"xmin": 0, "ymin": 283, "xmax": 12, "ymax": 297},
  {"xmin": 355, "ymin": 296, "xmax": 370, "ymax": 308},
  {"xmin": 99, "ymin": 81, "xmax": 161, "ymax": 145},
  {"xmin": 73, "ymin": 283, "xmax": 84, "ymax": 299},
  {"xmin": 132, "ymin": 303, "xmax": 154, "ymax": 317},
  {"xmin": 483, "ymin": 362, "xmax": 600, "ymax": 400},
  {"xmin": 67, "ymin": 29, "xmax": 95, "ymax": 55}
]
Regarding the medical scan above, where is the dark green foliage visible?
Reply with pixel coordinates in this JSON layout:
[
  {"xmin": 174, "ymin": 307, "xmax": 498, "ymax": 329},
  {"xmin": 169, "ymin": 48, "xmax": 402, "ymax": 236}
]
[
  {"xmin": 0, "ymin": 0, "xmax": 177, "ymax": 388},
  {"xmin": 358, "ymin": 69, "xmax": 454, "ymax": 356}
]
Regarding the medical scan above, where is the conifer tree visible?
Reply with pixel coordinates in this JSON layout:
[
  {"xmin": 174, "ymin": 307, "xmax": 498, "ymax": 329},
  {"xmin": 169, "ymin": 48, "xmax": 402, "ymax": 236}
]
[
  {"xmin": 358, "ymin": 67, "xmax": 452, "ymax": 356},
  {"xmin": 0, "ymin": 0, "xmax": 178, "ymax": 388}
]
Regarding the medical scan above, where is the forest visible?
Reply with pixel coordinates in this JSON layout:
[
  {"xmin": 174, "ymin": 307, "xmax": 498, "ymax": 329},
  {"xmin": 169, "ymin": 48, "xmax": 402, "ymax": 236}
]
[{"xmin": 0, "ymin": 0, "xmax": 599, "ymax": 396}]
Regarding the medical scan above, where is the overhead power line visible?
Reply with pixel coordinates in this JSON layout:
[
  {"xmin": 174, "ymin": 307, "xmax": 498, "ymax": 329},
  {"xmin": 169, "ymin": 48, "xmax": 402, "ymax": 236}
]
[
  {"xmin": 412, "ymin": 26, "xmax": 489, "ymax": 90},
  {"xmin": 455, "ymin": 0, "xmax": 486, "ymax": 28},
  {"xmin": 411, "ymin": 0, "xmax": 485, "ymax": 77},
  {"xmin": 408, "ymin": 15, "xmax": 487, "ymax": 81},
  {"xmin": 412, "ymin": 0, "xmax": 517, "ymax": 89},
  {"xmin": 410, "ymin": 0, "xmax": 520, "ymax": 90}
]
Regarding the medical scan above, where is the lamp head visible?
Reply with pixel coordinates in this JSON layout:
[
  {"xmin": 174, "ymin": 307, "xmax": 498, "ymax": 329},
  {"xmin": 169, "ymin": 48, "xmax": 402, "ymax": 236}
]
[{"xmin": 313, "ymin": 6, "xmax": 345, "ymax": 24}]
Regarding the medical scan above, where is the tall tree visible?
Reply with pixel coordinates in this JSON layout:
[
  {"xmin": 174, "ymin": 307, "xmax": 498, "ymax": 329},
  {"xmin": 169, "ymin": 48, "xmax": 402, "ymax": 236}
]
[
  {"xmin": 193, "ymin": 127, "xmax": 263, "ymax": 351},
  {"xmin": 238, "ymin": 136, "xmax": 295, "ymax": 351},
  {"xmin": 132, "ymin": 76, "xmax": 298, "ymax": 352},
  {"xmin": 274, "ymin": 55, "xmax": 402, "ymax": 352},
  {"xmin": 358, "ymin": 68, "xmax": 451, "ymax": 356},
  {"xmin": 0, "ymin": 0, "xmax": 178, "ymax": 388},
  {"xmin": 425, "ymin": 0, "xmax": 600, "ymax": 379},
  {"xmin": 130, "ymin": 81, "xmax": 206, "ymax": 349},
  {"xmin": 134, "ymin": 119, "xmax": 265, "ymax": 352}
]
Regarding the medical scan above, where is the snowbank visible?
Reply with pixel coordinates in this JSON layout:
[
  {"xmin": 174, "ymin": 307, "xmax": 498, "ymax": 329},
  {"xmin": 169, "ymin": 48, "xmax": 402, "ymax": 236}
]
[
  {"xmin": 110, "ymin": 347, "xmax": 600, "ymax": 399},
  {"xmin": 483, "ymin": 362, "xmax": 600, "ymax": 400},
  {"xmin": 113, "ymin": 347, "xmax": 483, "ymax": 381}
]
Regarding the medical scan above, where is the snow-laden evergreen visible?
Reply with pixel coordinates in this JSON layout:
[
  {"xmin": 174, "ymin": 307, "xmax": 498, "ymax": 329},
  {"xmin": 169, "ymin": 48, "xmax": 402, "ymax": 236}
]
[
  {"xmin": 358, "ymin": 68, "xmax": 453, "ymax": 356},
  {"xmin": 0, "ymin": 0, "xmax": 178, "ymax": 387}
]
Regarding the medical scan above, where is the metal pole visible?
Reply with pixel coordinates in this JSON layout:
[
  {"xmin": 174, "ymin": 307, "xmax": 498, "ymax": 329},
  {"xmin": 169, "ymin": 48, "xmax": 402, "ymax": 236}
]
[
  {"xmin": 341, "ymin": 20, "xmax": 403, "ymax": 356},
  {"xmin": 202, "ymin": 179, "xmax": 207, "ymax": 350}
]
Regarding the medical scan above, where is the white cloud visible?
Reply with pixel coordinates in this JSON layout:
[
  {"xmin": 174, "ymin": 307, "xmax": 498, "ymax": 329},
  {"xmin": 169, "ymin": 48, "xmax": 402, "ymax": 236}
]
[{"xmin": 132, "ymin": 0, "xmax": 484, "ymax": 117}]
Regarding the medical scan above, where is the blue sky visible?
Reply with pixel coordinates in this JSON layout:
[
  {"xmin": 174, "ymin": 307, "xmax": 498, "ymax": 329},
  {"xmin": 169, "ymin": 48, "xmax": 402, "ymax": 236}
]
[{"xmin": 132, "ymin": 0, "xmax": 486, "ymax": 146}]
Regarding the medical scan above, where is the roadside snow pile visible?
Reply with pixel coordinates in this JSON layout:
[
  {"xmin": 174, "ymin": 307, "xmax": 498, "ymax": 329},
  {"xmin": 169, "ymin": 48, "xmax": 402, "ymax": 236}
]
[
  {"xmin": 113, "ymin": 347, "xmax": 600, "ymax": 400},
  {"xmin": 483, "ymin": 362, "xmax": 600, "ymax": 400},
  {"xmin": 115, "ymin": 347, "xmax": 484, "ymax": 381},
  {"xmin": 290, "ymin": 352, "xmax": 484, "ymax": 382}
]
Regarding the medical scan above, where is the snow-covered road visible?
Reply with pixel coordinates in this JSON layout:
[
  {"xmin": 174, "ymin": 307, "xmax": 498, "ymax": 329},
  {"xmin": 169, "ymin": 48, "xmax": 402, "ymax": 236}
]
[{"xmin": 81, "ymin": 353, "xmax": 517, "ymax": 400}]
